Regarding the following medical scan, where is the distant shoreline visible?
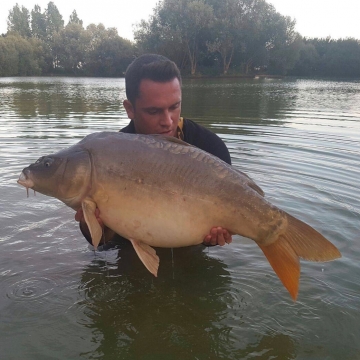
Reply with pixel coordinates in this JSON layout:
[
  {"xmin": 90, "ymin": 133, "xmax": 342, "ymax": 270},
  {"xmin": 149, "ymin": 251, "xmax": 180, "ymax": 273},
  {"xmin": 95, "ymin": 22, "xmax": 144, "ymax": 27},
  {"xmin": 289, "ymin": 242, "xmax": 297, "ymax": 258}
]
[
  {"xmin": 182, "ymin": 74, "xmax": 285, "ymax": 80},
  {"xmin": 3, "ymin": 74, "xmax": 360, "ymax": 80},
  {"xmin": 0, "ymin": 73, "xmax": 285, "ymax": 79}
]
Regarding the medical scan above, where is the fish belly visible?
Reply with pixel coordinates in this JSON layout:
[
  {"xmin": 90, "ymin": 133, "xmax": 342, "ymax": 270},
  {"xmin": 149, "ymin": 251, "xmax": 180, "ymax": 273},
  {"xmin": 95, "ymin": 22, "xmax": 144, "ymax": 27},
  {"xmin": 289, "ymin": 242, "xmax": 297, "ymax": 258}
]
[{"xmin": 95, "ymin": 186, "xmax": 231, "ymax": 248}]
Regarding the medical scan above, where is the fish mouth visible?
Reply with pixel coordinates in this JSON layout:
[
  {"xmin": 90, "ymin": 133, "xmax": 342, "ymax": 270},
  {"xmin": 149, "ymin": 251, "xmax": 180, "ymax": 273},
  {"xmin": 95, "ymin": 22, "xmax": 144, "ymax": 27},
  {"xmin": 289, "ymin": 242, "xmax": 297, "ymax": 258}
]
[{"xmin": 17, "ymin": 170, "xmax": 35, "ymax": 189}]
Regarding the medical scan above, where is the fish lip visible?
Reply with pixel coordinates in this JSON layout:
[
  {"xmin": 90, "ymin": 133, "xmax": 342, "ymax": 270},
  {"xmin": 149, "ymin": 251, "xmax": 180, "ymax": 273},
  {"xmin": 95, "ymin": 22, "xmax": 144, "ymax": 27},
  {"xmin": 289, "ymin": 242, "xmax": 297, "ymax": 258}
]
[{"xmin": 17, "ymin": 171, "xmax": 34, "ymax": 188}]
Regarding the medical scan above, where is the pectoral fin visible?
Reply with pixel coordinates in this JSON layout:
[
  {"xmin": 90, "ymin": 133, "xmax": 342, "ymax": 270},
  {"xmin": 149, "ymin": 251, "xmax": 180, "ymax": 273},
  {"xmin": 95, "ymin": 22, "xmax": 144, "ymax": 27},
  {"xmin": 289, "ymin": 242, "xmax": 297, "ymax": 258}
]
[
  {"xmin": 129, "ymin": 239, "xmax": 159, "ymax": 277},
  {"xmin": 82, "ymin": 199, "xmax": 102, "ymax": 249}
]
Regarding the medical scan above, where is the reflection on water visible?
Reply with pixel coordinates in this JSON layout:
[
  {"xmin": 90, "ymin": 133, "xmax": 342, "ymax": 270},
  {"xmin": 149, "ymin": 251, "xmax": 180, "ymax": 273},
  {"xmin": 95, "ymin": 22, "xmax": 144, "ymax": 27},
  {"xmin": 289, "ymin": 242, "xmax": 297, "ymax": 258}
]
[
  {"xmin": 79, "ymin": 245, "xmax": 234, "ymax": 358},
  {"xmin": 1, "ymin": 77, "xmax": 360, "ymax": 359}
]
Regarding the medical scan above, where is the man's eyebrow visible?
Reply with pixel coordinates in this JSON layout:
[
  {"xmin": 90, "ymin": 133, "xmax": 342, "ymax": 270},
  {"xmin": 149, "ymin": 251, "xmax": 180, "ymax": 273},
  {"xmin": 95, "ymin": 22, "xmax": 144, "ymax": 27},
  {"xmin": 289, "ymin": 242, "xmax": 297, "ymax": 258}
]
[
  {"xmin": 143, "ymin": 101, "xmax": 181, "ymax": 111},
  {"xmin": 143, "ymin": 106, "xmax": 159, "ymax": 109},
  {"xmin": 142, "ymin": 106, "xmax": 161, "ymax": 111}
]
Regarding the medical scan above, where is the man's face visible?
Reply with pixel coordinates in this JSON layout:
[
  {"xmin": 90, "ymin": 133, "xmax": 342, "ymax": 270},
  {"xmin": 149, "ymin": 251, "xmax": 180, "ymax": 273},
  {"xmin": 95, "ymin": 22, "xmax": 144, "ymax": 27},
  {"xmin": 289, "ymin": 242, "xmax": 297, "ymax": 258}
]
[{"xmin": 123, "ymin": 78, "xmax": 182, "ymax": 137}]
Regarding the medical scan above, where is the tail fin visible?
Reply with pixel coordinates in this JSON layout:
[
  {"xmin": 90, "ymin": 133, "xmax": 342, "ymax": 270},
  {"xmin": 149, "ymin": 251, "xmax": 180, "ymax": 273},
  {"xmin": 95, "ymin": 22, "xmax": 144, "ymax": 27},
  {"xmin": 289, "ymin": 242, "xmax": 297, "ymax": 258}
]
[
  {"xmin": 259, "ymin": 213, "xmax": 341, "ymax": 301},
  {"xmin": 282, "ymin": 213, "xmax": 341, "ymax": 261},
  {"xmin": 259, "ymin": 237, "xmax": 300, "ymax": 300}
]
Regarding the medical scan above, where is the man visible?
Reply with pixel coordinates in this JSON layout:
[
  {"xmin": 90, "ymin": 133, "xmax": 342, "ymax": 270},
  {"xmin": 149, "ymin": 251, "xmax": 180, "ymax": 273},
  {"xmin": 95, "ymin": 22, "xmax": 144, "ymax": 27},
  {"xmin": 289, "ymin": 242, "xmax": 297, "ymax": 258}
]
[{"xmin": 76, "ymin": 54, "xmax": 232, "ymax": 247}]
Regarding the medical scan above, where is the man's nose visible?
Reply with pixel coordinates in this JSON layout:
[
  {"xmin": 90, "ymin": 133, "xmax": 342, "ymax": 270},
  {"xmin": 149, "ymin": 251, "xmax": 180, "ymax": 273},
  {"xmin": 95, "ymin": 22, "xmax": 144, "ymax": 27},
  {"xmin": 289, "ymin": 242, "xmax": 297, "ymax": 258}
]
[{"xmin": 160, "ymin": 110, "xmax": 173, "ymax": 127}]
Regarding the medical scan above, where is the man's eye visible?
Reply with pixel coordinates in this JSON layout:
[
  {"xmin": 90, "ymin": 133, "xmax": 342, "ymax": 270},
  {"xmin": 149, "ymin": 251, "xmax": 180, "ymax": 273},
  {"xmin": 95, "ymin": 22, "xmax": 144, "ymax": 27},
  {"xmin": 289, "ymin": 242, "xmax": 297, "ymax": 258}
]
[
  {"xmin": 147, "ymin": 110, "xmax": 158, "ymax": 115},
  {"xmin": 170, "ymin": 103, "xmax": 180, "ymax": 111}
]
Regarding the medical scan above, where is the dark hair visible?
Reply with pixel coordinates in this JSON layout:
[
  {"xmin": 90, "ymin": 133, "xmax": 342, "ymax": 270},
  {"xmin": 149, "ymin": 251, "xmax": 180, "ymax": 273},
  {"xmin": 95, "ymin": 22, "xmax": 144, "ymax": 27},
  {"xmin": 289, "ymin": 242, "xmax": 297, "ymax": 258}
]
[{"xmin": 125, "ymin": 54, "xmax": 182, "ymax": 105}]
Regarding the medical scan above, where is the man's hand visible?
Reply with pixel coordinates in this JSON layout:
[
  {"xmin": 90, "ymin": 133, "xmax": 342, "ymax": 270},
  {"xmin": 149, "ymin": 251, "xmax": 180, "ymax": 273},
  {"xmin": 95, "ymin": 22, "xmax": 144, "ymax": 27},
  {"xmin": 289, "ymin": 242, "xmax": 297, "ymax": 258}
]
[{"xmin": 203, "ymin": 227, "xmax": 233, "ymax": 246}]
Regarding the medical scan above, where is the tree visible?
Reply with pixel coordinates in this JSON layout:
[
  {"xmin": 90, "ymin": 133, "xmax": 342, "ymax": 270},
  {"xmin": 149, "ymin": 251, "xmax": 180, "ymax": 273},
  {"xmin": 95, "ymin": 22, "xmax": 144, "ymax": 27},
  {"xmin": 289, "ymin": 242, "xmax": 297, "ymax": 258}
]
[
  {"xmin": 45, "ymin": 1, "xmax": 64, "ymax": 41},
  {"xmin": 134, "ymin": 0, "xmax": 300, "ymax": 75},
  {"xmin": 206, "ymin": 0, "xmax": 247, "ymax": 74},
  {"xmin": 14, "ymin": 35, "xmax": 41, "ymax": 75},
  {"xmin": 266, "ymin": 14, "xmax": 302, "ymax": 75},
  {"xmin": 162, "ymin": 0, "xmax": 214, "ymax": 75},
  {"xmin": 84, "ymin": 24, "xmax": 134, "ymax": 76},
  {"xmin": 0, "ymin": 37, "xmax": 18, "ymax": 76},
  {"xmin": 31, "ymin": 5, "xmax": 47, "ymax": 40},
  {"xmin": 231, "ymin": 0, "xmax": 299, "ymax": 75},
  {"xmin": 45, "ymin": 1, "xmax": 64, "ymax": 70},
  {"xmin": 0, "ymin": 34, "xmax": 41, "ymax": 76},
  {"xmin": 54, "ymin": 23, "xmax": 87, "ymax": 74},
  {"xmin": 134, "ymin": 17, "xmax": 188, "ymax": 68},
  {"xmin": 135, "ymin": 0, "xmax": 214, "ymax": 75},
  {"xmin": 68, "ymin": 10, "xmax": 83, "ymax": 26},
  {"xmin": 317, "ymin": 38, "xmax": 360, "ymax": 77},
  {"xmin": 29, "ymin": 36, "xmax": 48, "ymax": 73},
  {"xmin": 7, "ymin": 4, "xmax": 32, "ymax": 38}
]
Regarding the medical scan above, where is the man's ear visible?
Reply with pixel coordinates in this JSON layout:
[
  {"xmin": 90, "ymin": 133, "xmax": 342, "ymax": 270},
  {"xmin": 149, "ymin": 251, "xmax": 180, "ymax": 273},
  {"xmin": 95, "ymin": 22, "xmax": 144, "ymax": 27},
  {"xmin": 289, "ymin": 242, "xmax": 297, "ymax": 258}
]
[{"xmin": 123, "ymin": 99, "xmax": 135, "ymax": 120}]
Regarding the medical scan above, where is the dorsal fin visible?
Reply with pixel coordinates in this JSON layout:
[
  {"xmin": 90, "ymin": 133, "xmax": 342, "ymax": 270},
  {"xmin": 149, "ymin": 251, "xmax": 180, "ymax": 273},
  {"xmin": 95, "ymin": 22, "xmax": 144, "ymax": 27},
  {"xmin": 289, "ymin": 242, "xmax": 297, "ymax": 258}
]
[
  {"xmin": 234, "ymin": 169, "xmax": 265, "ymax": 196},
  {"xmin": 247, "ymin": 181, "xmax": 265, "ymax": 197},
  {"xmin": 150, "ymin": 134, "xmax": 192, "ymax": 146}
]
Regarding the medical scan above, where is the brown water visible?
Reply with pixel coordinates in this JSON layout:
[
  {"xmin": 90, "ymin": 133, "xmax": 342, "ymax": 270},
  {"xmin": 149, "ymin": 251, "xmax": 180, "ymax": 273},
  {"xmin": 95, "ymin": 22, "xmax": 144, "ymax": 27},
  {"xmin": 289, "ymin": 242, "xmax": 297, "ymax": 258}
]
[{"xmin": 0, "ymin": 77, "xmax": 359, "ymax": 359}]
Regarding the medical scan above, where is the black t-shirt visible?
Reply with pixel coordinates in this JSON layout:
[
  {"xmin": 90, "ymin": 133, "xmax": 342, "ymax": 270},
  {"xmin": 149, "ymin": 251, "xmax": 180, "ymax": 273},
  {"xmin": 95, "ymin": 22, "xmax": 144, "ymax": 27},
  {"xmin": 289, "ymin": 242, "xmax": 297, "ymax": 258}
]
[{"xmin": 120, "ymin": 118, "xmax": 231, "ymax": 165}]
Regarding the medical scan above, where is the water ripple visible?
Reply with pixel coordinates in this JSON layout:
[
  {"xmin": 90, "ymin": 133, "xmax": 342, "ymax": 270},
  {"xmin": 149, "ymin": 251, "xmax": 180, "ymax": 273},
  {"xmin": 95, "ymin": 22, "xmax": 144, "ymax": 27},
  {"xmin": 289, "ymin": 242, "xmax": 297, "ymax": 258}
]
[
  {"xmin": 1, "ymin": 77, "xmax": 360, "ymax": 358},
  {"xmin": 6, "ymin": 277, "xmax": 55, "ymax": 301}
]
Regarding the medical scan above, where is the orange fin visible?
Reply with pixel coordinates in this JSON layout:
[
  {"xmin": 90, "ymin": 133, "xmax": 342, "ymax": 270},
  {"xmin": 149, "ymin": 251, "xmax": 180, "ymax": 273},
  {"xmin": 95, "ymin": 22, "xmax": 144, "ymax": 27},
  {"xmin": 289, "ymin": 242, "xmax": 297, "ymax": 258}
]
[
  {"xmin": 284, "ymin": 213, "xmax": 341, "ymax": 261},
  {"xmin": 258, "ymin": 212, "xmax": 341, "ymax": 300},
  {"xmin": 259, "ymin": 237, "xmax": 300, "ymax": 301},
  {"xmin": 129, "ymin": 239, "xmax": 159, "ymax": 277}
]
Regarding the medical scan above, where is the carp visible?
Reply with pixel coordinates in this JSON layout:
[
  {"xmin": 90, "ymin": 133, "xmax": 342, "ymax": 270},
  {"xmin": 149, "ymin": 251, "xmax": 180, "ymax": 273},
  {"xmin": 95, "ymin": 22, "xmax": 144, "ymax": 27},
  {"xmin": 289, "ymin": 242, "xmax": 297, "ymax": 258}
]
[{"xmin": 17, "ymin": 132, "xmax": 341, "ymax": 300}]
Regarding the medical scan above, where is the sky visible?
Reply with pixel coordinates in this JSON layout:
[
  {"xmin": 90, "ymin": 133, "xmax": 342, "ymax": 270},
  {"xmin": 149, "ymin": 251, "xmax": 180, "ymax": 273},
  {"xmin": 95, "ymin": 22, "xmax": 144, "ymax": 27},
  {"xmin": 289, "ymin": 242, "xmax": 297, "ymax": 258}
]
[{"xmin": 1, "ymin": 0, "xmax": 360, "ymax": 41}]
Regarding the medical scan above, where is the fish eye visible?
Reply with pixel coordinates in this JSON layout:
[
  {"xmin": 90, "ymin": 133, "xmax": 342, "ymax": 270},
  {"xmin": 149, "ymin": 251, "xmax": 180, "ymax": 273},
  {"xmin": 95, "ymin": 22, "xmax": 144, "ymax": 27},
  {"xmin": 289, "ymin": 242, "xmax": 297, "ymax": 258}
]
[{"xmin": 43, "ymin": 158, "xmax": 53, "ymax": 167}]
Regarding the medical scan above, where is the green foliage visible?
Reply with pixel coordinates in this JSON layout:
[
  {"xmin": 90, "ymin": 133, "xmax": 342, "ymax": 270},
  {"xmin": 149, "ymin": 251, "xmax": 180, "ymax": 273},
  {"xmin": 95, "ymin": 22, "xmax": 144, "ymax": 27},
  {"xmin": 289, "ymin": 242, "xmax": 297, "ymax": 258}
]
[
  {"xmin": 289, "ymin": 38, "xmax": 360, "ymax": 77},
  {"xmin": 0, "ymin": 34, "xmax": 41, "ymax": 76},
  {"xmin": 135, "ymin": 0, "xmax": 301, "ymax": 76},
  {"xmin": 45, "ymin": 1, "xmax": 64, "ymax": 41},
  {"xmin": 1, "ymin": 1, "xmax": 360, "ymax": 78},
  {"xmin": 68, "ymin": 10, "xmax": 83, "ymax": 26},
  {"xmin": 31, "ymin": 5, "xmax": 47, "ymax": 40},
  {"xmin": 84, "ymin": 24, "xmax": 134, "ymax": 76},
  {"xmin": 53, "ymin": 22, "xmax": 87, "ymax": 74},
  {"xmin": 7, "ymin": 4, "xmax": 32, "ymax": 38},
  {"xmin": 136, "ymin": 0, "xmax": 214, "ymax": 75},
  {"xmin": 1, "ymin": 2, "xmax": 135, "ymax": 76},
  {"xmin": 0, "ymin": 37, "xmax": 18, "ymax": 76}
]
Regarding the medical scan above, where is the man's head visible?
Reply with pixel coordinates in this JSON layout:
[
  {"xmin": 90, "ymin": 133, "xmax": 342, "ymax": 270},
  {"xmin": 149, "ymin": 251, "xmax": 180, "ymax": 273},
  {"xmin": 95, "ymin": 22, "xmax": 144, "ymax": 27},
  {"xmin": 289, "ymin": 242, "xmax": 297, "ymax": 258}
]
[{"xmin": 123, "ymin": 54, "xmax": 182, "ymax": 137}]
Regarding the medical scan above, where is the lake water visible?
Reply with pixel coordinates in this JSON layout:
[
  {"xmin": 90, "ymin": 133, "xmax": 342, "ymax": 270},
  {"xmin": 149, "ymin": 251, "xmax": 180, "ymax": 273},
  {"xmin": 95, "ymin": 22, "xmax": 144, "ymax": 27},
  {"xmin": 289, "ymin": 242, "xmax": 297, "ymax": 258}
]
[{"xmin": 0, "ymin": 77, "xmax": 359, "ymax": 359}]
